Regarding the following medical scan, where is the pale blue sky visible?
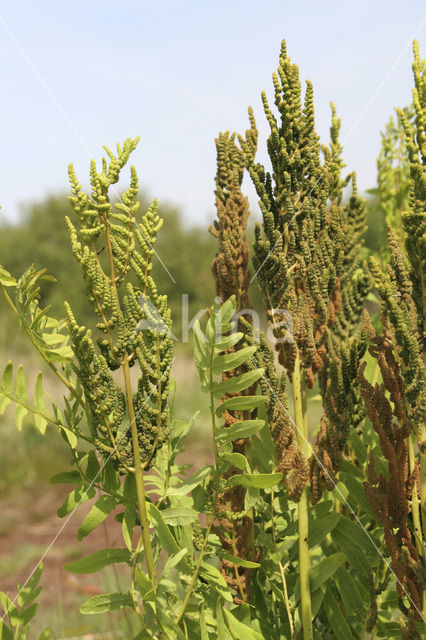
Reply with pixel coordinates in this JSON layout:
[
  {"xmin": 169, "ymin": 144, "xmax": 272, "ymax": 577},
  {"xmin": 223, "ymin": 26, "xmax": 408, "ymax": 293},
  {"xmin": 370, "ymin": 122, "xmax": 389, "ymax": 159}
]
[{"xmin": 0, "ymin": 0, "xmax": 424, "ymax": 226}]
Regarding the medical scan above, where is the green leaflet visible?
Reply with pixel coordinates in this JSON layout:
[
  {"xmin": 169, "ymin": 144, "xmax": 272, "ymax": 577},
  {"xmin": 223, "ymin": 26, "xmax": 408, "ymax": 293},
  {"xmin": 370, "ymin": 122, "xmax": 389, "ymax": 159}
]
[
  {"xmin": 0, "ymin": 592, "xmax": 17, "ymax": 623},
  {"xmin": 160, "ymin": 621, "xmax": 187, "ymax": 640},
  {"xmin": 244, "ymin": 485, "xmax": 260, "ymax": 511},
  {"xmin": 311, "ymin": 587, "xmax": 325, "ymax": 619},
  {"xmin": 64, "ymin": 548, "xmax": 131, "ymax": 574},
  {"xmin": 170, "ymin": 412, "xmax": 198, "ymax": 460},
  {"xmin": 17, "ymin": 603, "xmax": 39, "ymax": 627},
  {"xmin": 41, "ymin": 332, "xmax": 68, "ymax": 346},
  {"xmin": 0, "ymin": 625, "xmax": 13, "ymax": 640},
  {"xmin": 102, "ymin": 459, "xmax": 121, "ymax": 492},
  {"xmin": 0, "ymin": 563, "xmax": 47, "ymax": 639},
  {"xmin": 330, "ymin": 529, "xmax": 371, "ymax": 581},
  {"xmin": 223, "ymin": 609, "xmax": 264, "ymax": 640},
  {"xmin": 80, "ymin": 591, "xmax": 134, "ymax": 615},
  {"xmin": 135, "ymin": 569, "xmax": 156, "ymax": 602},
  {"xmin": 310, "ymin": 553, "xmax": 347, "ymax": 593},
  {"xmin": 17, "ymin": 563, "xmax": 43, "ymax": 607},
  {"xmin": 218, "ymin": 550, "xmax": 261, "ymax": 569},
  {"xmin": 347, "ymin": 430, "xmax": 367, "ymax": 465},
  {"xmin": 333, "ymin": 509, "xmax": 375, "ymax": 552},
  {"xmin": 199, "ymin": 563, "xmax": 233, "ymax": 602},
  {"xmin": 212, "ymin": 345, "xmax": 257, "ymax": 374},
  {"xmin": 213, "ymin": 368, "xmax": 264, "ymax": 398},
  {"xmin": 161, "ymin": 507, "xmax": 198, "ymax": 526},
  {"xmin": 0, "ymin": 361, "xmax": 13, "ymax": 395},
  {"xmin": 15, "ymin": 365, "xmax": 28, "ymax": 430},
  {"xmin": 215, "ymin": 419, "xmax": 265, "ymax": 442},
  {"xmin": 334, "ymin": 567, "xmax": 365, "ymax": 619},
  {"xmin": 216, "ymin": 602, "xmax": 233, "ymax": 640},
  {"xmin": 167, "ymin": 465, "xmax": 211, "ymax": 496},
  {"xmin": 0, "ymin": 361, "xmax": 12, "ymax": 415},
  {"xmin": 0, "ymin": 363, "xmax": 56, "ymax": 435},
  {"xmin": 309, "ymin": 512, "xmax": 341, "ymax": 549},
  {"xmin": 199, "ymin": 605, "xmax": 210, "ymax": 640},
  {"xmin": 50, "ymin": 470, "xmax": 81, "ymax": 485},
  {"xmin": 0, "ymin": 265, "xmax": 16, "ymax": 286},
  {"xmin": 338, "ymin": 473, "xmax": 373, "ymax": 517},
  {"xmin": 147, "ymin": 503, "xmax": 181, "ymax": 556},
  {"xmin": 85, "ymin": 450, "xmax": 100, "ymax": 483},
  {"xmin": 213, "ymin": 332, "xmax": 243, "ymax": 352},
  {"xmin": 322, "ymin": 590, "xmax": 353, "ymax": 638},
  {"xmin": 162, "ymin": 548, "xmax": 188, "ymax": 576},
  {"xmin": 122, "ymin": 505, "xmax": 136, "ymax": 552},
  {"xmin": 33, "ymin": 372, "xmax": 47, "ymax": 434},
  {"xmin": 226, "ymin": 472, "xmax": 282, "ymax": 489},
  {"xmin": 57, "ymin": 485, "xmax": 96, "ymax": 517},
  {"xmin": 221, "ymin": 452, "xmax": 249, "ymax": 471},
  {"xmin": 216, "ymin": 395, "xmax": 266, "ymax": 416},
  {"xmin": 193, "ymin": 320, "xmax": 209, "ymax": 387},
  {"xmin": 59, "ymin": 424, "xmax": 78, "ymax": 449},
  {"xmin": 45, "ymin": 345, "xmax": 73, "ymax": 361},
  {"xmin": 77, "ymin": 495, "xmax": 118, "ymax": 540},
  {"xmin": 295, "ymin": 552, "xmax": 346, "ymax": 601}
]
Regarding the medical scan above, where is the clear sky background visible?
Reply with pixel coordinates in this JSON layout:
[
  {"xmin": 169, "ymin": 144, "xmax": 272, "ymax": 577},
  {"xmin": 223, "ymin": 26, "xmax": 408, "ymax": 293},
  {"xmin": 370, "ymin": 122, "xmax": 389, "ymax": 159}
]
[{"xmin": 0, "ymin": 0, "xmax": 424, "ymax": 226}]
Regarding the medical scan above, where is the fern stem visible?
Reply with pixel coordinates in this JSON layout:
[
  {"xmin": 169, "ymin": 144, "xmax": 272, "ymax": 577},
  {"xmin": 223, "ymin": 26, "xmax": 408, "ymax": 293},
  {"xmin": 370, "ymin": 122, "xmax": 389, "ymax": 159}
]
[
  {"xmin": 292, "ymin": 353, "xmax": 313, "ymax": 640},
  {"xmin": 122, "ymin": 358, "xmax": 156, "ymax": 585}
]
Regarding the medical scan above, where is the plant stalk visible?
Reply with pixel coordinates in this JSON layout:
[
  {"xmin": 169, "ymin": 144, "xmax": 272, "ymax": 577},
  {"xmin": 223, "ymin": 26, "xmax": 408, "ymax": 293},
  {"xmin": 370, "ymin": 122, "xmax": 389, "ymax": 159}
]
[
  {"xmin": 291, "ymin": 353, "xmax": 313, "ymax": 640},
  {"xmin": 122, "ymin": 358, "xmax": 156, "ymax": 586}
]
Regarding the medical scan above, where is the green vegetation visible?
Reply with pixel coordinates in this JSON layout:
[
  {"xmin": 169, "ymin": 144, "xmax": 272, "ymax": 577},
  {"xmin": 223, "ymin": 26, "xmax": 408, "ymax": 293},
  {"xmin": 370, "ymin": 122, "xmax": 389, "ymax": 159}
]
[{"xmin": 0, "ymin": 38, "xmax": 424, "ymax": 640}]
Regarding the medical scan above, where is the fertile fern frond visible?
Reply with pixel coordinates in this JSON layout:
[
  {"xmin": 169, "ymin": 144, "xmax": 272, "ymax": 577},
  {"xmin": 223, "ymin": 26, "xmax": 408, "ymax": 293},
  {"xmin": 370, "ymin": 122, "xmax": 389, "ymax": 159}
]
[
  {"xmin": 358, "ymin": 336, "xmax": 424, "ymax": 628},
  {"xmin": 246, "ymin": 40, "xmax": 369, "ymax": 387},
  {"xmin": 210, "ymin": 113, "xmax": 257, "ymax": 309},
  {"xmin": 368, "ymin": 229, "xmax": 425, "ymax": 431},
  {"xmin": 375, "ymin": 107, "xmax": 413, "ymax": 250},
  {"xmin": 310, "ymin": 334, "xmax": 366, "ymax": 503},
  {"xmin": 358, "ymin": 42, "xmax": 426, "ymax": 633},
  {"xmin": 65, "ymin": 138, "xmax": 173, "ymax": 471},
  {"xmin": 398, "ymin": 40, "xmax": 426, "ymax": 347},
  {"xmin": 252, "ymin": 331, "xmax": 308, "ymax": 502}
]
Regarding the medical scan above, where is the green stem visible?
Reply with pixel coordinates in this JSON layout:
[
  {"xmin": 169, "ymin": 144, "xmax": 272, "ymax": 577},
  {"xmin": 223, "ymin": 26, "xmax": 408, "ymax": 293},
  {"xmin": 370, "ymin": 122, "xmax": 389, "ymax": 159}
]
[
  {"xmin": 122, "ymin": 359, "xmax": 156, "ymax": 587},
  {"xmin": 123, "ymin": 357, "xmax": 164, "ymax": 640},
  {"xmin": 291, "ymin": 353, "xmax": 313, "ymax": 640}
]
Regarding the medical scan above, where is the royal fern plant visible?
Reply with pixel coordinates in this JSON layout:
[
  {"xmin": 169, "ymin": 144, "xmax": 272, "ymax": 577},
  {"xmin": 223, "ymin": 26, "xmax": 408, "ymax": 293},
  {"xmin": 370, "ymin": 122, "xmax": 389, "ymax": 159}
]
[{"xmin": 0, "ymin": 37, "xmax": 425, "ymax": 640}]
